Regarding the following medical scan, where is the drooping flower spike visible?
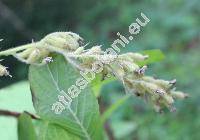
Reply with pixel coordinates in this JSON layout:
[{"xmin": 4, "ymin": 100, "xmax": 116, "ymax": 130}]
[{"xmin": 0, "ymin": 32, "xmax": 188, "ymax": 112}]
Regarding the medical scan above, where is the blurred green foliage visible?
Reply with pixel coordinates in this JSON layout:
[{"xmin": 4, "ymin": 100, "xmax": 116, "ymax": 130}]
[{"xmin": 0, "ymin": 0, "xmax": 199, "ymax": 140}]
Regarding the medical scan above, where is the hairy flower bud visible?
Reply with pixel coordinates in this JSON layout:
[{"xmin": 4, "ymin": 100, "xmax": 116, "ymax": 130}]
[
  {"xmin": 42, "ymin": 32, "xmax": 83, "ymax": 51},
  {"xmin": 120, "ymin": 60, "xmax": 140, "ymax": 72},
  {"xmin": 171, "ymin": 91, "xmax": 189, "ymax": 99},
  {"xmin": 129, "ymin": 53, "xmax": 149, "ymax": 61},
  {"xmin": 13, "ymin": 32, "xmax": 83, "ymax": 65},
  {"xmin": 119, "ymin": 52, "xmax": 148, "ymax": 62},
  {"xmin": 84, "ymin": 46, "xmax": 102, "ymax": 55},
  {"xmin": 142, "ymin": 76, "xmax": 176, "ymax": 90},
  {"xmin": 17, "ymin": 48, "xmax": 34, "ymax": 59},
  {"xmin": 74, "ymin": 47, "xmax": 85, "ymax": 55},
  {"xmin": 27, "ymin": 49, "xmax": 41, "ymax": 63}
]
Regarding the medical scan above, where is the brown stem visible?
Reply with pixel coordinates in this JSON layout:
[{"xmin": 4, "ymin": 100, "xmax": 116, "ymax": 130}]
[{"xmin": 0, "ymin": 109, "xmax": 39, "ymax": 119}]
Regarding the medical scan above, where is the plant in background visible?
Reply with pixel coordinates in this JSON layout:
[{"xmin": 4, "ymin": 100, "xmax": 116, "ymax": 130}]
[{"xmin": 0, "ymin": 32, "xmax": 188, "ymax": 140}]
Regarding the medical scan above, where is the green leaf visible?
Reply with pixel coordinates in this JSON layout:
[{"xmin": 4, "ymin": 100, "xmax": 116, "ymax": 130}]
[
  {"xmin": 29, "ymin": 55, "xmax": 103, "ymax": 140},
  {"xmin": 101, "ymin": 95, "xmax": 131, "ymax": 123},
  {"xmin": 0, "ymin": 82, "xmax": 35, "ymax": 140},
  {"xmin": 34, "ymin": 120, "xmax": 81, "ymax": 140},
  {"xmin": 91, "ymin": 74, "xmax": 116, "ymax": 97},
  {"xmin": 18, "ymin": 113, "xmax": 37, "ymax": 140},
  {"xmin": 138, "ymin": 49, "xmax": 165, "ymax": 66}
]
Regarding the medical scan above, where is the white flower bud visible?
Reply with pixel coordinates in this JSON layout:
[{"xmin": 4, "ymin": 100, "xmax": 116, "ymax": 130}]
[
  {"xmin": 17, "ymin": 48, "xmax": 34, "ymax": 59},
  {"xmin": 85, "ymin": 45, "xmax": 102, "ymax": 55},
  {"xmin": 171, "ymin": 91, "xmax": 189, "ymax": 99},
  {"xmin": 120, "ymin": 60, "xmax": 139, "ymax": 72},
  {"xmin": 74, "ymin": 47, "xmax": 85, "ymax": 55},
  {"xmin": 129, "ymin": 53, "xmax": 149, "ymax": 61},
  {"xmin": 27, "ymin": 49, "xmax": 41, "ymax": 63},
  {"xmin": 136, "ymin": 81, "xmax": 161, "ymax": 97},
  {"xmin": 142, "ymin": 76, "xmax": 176, "ymax": 90},
  {"xmin": 42, "ymin": 32, "xmax": 83, "ymax": 51}
]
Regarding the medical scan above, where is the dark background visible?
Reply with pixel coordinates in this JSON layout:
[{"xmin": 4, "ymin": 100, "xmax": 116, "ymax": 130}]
[{"xmin": 0, "ymin": 0, "xmax": 199, "ymax": 139}]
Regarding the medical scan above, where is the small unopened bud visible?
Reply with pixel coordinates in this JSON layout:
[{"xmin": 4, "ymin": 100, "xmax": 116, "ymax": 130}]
[
  {"xmin": 27, "ymin": 49, "xmax": 40, "ymax": 63},
  {"xmin": 171, "ymin": 91, "xmax": 189, "ymax": 99},
  {"xmin": 43, "ymin": 32, "xmax": 83, "ymax": 51},
  {"xmin": 74, "ymin": 47, "xmax": 85, "ymax": 54},
  {"xmin": 121, "ymin": 61, "xmax": 139, "ymax": 72},
  {"xmin": 130, "ymin": 53, "xmax": 149, "ymax": 61},
  {"xmin": 0, "ymin": 64, "xmax": 11, "ymax": 77},
  {"xmin": 138, "ymin": 81, "xmax": 161, "ymax": 97},
  {"xmin": 155, "ymin": 79, "xmax": 175, "ymax": 90},
  {"xmin": 0, "ymin": 39, "xmax": 3, "ymax": 42},
  {"xmin": 142, "ymin": 77, "xmax": 176, "ymax": 90},
  {"xmin": 85, "ymin": 45, "xmax": 102, "ymax": 55},
  {"xmin": 17, "ymin": 48, "xmax": 34, "ymax": 59}
]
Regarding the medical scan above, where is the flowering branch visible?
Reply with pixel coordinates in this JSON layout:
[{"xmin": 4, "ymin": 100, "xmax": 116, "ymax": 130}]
[{"xmin": 0, "ymin": 31, "xmax": 189, "ymax": 112}]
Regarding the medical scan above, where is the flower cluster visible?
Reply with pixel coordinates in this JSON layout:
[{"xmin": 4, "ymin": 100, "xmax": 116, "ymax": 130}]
[
  {"xmin": 13, "ymin": 32, "xmax": 83, "ymax": 65},
  {"xmin": 0, "ymin": 32, "xmax": 188, "ymax": 112},
  {"xmin": 69, "ymin": 45, "xmax": 189, "ymax": 113}
]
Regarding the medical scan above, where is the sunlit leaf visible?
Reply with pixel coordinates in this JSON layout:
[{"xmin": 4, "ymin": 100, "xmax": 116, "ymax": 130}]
[{"xmin": 18, "ymin": 113, "xmax": 37, "ymax": 140}]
